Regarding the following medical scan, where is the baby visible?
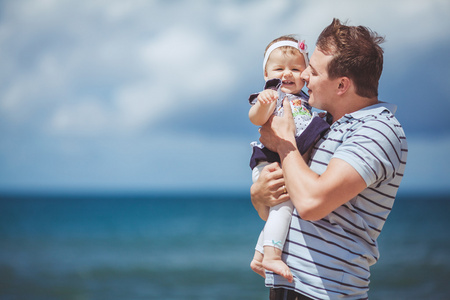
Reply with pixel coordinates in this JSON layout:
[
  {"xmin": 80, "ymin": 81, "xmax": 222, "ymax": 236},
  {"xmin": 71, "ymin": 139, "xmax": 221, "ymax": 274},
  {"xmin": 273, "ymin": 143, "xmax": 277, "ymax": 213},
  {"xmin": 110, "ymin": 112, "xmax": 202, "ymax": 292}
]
[{"xmin": 248, "ymin": 35, "xmax": 329, "ymax": 281}]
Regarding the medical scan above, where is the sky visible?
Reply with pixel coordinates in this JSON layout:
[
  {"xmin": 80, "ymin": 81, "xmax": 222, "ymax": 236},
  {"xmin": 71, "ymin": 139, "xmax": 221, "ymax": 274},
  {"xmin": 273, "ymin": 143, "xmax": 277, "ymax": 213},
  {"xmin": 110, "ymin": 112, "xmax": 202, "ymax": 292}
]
[{"xmin": 0, "ymin": 0, "xmax": 449, "ymax": 194}]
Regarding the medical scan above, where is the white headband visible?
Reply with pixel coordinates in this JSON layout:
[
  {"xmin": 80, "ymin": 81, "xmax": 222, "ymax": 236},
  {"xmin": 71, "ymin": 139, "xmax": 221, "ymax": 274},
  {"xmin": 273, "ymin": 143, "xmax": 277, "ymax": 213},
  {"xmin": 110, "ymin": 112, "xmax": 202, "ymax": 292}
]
[{"xmin": 263, "ymin": 40, "xmax": 309, "ymax": 71}]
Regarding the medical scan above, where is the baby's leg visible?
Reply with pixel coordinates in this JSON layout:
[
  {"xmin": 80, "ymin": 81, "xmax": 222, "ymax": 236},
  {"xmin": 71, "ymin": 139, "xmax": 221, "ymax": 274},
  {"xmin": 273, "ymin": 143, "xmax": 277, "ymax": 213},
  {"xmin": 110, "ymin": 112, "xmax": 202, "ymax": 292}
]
[
  {"xmin": 262, "ymin": 201, "xmax": 294, "ymax": 282},
  {"xmin": 250, "ymin": 162, "xmax": 270, "ymax": 278}
]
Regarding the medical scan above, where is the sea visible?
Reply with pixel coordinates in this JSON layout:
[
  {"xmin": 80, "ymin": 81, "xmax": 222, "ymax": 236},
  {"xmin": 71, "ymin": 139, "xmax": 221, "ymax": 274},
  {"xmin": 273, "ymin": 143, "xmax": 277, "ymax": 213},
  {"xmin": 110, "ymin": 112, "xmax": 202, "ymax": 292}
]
[{"xmin": 0, "ymin": 191, "xmax": 449, "ymax": 300}]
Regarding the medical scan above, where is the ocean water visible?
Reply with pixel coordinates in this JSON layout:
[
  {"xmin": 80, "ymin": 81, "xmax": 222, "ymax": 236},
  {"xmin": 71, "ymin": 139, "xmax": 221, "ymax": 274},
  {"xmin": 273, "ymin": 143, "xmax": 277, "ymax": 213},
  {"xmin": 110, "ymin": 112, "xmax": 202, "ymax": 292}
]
[{"xmin": 0, "ymin": 192, "xmax": 449, "ymax": 300}]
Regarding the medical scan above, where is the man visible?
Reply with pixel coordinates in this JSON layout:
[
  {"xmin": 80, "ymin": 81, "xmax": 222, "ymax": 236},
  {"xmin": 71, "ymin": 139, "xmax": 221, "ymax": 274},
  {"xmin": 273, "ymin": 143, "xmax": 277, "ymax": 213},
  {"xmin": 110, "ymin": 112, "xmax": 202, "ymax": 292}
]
[{"xmin": 251, "ymin": 18, "xmax": 408, "ymax": 300}]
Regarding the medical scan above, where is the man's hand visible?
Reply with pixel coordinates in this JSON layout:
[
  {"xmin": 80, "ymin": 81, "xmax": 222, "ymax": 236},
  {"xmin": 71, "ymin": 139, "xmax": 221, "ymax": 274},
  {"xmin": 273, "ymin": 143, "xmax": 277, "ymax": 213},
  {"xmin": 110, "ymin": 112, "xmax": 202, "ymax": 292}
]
[
  {"xmin": 259, "ymin": 97, "xmax": 297, "ymax": 153},
  {"xmin": 250, "ymin": 162, "xmax": 290, "ymax": 220}
]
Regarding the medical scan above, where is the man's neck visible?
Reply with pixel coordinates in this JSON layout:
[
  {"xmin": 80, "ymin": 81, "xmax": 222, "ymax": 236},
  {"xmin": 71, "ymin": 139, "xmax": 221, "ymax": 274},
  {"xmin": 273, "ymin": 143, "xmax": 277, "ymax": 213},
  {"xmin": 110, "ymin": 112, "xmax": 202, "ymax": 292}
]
[{"xmin": 331, "ymin": 96, "xmax": 378, "ymax": 123}]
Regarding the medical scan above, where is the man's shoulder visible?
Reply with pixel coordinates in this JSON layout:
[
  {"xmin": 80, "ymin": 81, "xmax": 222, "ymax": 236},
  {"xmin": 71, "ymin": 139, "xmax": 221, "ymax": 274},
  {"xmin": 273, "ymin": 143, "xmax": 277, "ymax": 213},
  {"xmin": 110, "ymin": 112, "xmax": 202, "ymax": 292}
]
[
  {"xmin": 350, "ymin": 101, "xmax": 397, "ymax": 120},
  {"xmin": 347, "ymin": 102, "xmax": 405, "ymax": 135}
]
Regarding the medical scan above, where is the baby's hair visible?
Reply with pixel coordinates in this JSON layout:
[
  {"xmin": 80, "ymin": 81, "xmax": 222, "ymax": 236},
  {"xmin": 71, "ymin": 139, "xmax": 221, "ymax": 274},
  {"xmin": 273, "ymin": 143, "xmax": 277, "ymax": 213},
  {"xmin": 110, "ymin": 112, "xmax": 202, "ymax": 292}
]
[
  {"xmin": 264, "ymin": 35, "xmax": 300, "ymax": 58},
  {"xmin": 263, "ymin": 35, "xmax": 307, "ymax": 72}
]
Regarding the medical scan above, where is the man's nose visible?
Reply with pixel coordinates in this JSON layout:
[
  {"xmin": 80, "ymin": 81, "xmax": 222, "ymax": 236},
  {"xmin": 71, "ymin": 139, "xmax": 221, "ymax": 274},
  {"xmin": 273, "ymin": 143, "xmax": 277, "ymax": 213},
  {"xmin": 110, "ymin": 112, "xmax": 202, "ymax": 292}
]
[{"xmin": 301, "ymin": 69, "xmax": 309, "ymax": 82}]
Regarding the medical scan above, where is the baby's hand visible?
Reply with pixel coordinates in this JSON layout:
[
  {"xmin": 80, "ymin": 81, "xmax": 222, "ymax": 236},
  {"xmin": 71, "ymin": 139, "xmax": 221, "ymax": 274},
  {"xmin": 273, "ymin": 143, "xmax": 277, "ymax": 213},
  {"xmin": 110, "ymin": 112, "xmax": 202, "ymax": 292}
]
[{"xmin": 257, "ymin": 89, "xmax": 278, "ymax": 105}]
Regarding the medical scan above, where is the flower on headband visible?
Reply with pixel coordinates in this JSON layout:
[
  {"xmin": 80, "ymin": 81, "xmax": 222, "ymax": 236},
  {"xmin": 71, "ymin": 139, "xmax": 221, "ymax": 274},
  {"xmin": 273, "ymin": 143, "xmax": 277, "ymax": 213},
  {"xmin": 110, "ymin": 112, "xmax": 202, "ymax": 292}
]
[{"xmin": 298, "ymin": 40, "xmax": 308, "ymax": 53}]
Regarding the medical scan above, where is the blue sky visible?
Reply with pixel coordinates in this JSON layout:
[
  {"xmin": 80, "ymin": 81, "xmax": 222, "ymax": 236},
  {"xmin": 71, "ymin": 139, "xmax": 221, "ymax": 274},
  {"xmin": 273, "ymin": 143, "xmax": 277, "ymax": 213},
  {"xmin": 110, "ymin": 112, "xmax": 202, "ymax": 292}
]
[{"xmin": 0, "ymin": 0, "xmax": 449, "ymax": 194}]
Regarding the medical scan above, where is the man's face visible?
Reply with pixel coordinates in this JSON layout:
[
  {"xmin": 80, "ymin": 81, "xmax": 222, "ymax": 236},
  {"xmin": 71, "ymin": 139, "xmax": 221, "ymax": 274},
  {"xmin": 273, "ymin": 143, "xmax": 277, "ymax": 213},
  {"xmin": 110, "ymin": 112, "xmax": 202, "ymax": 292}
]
[{"xmin": 301, "ymin": 48, "xmax": 339, "ymax": 111}]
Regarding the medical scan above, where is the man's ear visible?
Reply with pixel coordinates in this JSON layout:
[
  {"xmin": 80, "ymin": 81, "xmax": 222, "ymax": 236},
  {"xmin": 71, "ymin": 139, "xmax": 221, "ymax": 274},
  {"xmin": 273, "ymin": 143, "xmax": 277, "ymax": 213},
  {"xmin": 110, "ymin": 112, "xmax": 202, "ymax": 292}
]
[{"xmin": 337, "ymin": 77, "xmax": 351, "ymax": 95}]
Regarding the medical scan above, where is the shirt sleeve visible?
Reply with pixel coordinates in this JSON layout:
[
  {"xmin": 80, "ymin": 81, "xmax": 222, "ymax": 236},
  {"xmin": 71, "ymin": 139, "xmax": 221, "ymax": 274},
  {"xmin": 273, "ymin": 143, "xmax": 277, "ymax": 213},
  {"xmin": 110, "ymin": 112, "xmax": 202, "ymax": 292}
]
[{"xmin": 332, "ymin": 119, "xmax": 404, "ymax": 187}]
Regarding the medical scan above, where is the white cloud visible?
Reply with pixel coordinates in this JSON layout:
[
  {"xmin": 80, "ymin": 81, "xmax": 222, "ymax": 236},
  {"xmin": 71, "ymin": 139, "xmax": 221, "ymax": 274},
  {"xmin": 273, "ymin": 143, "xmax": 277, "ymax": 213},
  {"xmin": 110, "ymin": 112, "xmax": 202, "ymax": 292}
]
[
  {"xmin": 49, "ymin": 98, "xmax": 111, "ymax": 136},
  {"xmin": 1, "ymin": 0, "xmax": 244, "ymax": 136},
  {"xmin": 112, "ymin": 82, "xmax": 168, "ymax": 132}
]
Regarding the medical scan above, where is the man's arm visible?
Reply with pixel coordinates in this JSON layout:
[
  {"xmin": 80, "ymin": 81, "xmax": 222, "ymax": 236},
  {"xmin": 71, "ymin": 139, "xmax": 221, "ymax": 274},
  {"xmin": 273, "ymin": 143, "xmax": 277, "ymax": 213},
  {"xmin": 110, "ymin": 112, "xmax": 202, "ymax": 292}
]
[{"xmin": 260, "ymin": 98, "xmax": 367, "ymax": 221}]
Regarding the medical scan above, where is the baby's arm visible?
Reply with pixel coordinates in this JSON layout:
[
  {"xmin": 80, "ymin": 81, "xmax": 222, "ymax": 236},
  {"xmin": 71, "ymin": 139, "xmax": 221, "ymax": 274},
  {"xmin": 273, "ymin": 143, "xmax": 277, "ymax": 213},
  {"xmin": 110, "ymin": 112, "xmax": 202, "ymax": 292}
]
[{"xmin": 249, "ymin": 89, "xmax": 278, "ymax": 126}]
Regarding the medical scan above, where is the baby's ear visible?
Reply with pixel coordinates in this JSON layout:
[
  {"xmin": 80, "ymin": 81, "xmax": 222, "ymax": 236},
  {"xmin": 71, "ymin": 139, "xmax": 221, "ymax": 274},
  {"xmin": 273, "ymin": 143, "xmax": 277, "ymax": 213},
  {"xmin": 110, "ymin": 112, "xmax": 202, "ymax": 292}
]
[{"xmin": 264, "ymin": 70, "xmax": 269, "ymax": 81}]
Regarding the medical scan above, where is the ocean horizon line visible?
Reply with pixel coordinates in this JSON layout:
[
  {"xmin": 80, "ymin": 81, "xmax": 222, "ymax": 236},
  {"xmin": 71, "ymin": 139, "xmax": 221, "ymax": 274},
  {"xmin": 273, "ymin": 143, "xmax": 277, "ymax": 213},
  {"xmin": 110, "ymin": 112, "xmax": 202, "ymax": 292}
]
[
  {"xmin": 0, "ymin": 187, "xmax": 449, "ymax": 200},
  {"xmin": 0, "ymin": 187, "xmax": 250, "ymax": 199}
]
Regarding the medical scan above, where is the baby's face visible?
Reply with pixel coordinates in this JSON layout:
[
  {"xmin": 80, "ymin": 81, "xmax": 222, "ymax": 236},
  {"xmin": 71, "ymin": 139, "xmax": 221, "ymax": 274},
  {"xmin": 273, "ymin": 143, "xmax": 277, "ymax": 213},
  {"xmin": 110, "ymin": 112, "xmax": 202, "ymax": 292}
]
[{"xmin": 264, "ymin": 48, "xmax": 306, "ymax": 95}]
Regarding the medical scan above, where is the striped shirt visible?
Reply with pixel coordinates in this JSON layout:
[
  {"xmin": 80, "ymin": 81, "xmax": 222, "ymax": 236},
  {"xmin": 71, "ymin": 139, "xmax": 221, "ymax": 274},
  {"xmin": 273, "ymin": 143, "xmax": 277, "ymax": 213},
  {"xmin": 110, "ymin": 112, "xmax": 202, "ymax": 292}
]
[{"xmin": 265, "ymin": 102, "xmax": 408, "ymax": 300}]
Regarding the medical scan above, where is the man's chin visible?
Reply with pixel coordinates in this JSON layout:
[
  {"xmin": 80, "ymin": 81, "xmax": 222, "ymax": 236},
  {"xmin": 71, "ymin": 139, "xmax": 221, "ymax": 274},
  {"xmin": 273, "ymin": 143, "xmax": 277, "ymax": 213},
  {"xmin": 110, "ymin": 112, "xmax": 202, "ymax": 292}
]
[{"xmin": 308, "ymin": 98, "xmax": 322, "ymax": 110}]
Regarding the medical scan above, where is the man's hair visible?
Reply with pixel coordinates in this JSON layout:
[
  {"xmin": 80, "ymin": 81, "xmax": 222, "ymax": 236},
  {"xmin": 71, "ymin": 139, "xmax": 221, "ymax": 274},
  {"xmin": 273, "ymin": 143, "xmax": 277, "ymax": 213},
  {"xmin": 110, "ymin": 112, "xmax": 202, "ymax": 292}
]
[{"xmin": 316, "ymin": 18, "xmax": 385, "ymax": 98}]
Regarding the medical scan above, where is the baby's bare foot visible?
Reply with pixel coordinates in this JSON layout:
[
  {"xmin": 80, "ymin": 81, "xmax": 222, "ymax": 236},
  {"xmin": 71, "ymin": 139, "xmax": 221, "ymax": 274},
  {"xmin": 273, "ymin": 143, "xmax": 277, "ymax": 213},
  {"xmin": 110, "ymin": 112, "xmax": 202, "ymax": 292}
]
[
  {"xmin": 250, "ymin": 258, "xmax": 266, "ymax": 278},
  {"xmin": 263, "ymin": 257, "xmax": 293, "ymax": 282}
]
